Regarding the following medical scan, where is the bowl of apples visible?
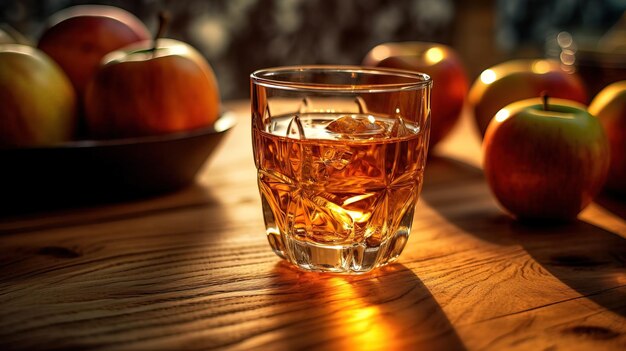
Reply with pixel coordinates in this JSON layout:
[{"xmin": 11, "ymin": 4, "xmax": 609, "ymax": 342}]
[{"xmin": 0, "ymin": 6, "xmax": 234, "ymax": 211}]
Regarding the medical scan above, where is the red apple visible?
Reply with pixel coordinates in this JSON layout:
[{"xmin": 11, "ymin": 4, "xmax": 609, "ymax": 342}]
[
  {"xmin": 483, "ymin": 96, "xmax": 609, "ymax": 221},
  {"xmin": 0, "ymin": 44, "xmax": 76, "ymax": 146},
  {"xmin": 363, "ymin": 42, "xmax": 468, "ymax": 149},
  {"xmin": 84, "ymin": 38, "xmax": 221, "ymax": 138},
  {"xmin": 589, "ymin": 80, "xmax": 626, "ymax": 194},
  {"xmin": 37, "ymin": 5, "xmax": 150, "ymax": 101},
  {"xmin": 469, "ymin": 59, "xmax": 587, "ymax": 137}
]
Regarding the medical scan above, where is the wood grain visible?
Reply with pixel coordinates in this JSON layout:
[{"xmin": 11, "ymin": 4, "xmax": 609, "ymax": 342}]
[{"xmin": 1, "ymin": 101, "xmax": 626, "ymax": 350}]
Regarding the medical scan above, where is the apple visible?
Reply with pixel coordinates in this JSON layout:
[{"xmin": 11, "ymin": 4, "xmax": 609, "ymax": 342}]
[
  {"xmin": 483, "ymin": 96, "xmax": 609, "ymax": 221},
  {"xmin": 84, "ymin": 38, "xmax": 221, "ymax": 138},
  {"xmin": 363, "ymin": 42, "xmax": 468, "ymax": 148},
  {"xmin": 0, "ymin": 44, "xmax": 76, "ymax": 147},
  {"xmin": 589, "ymin": 80, "xmax": 626, "ymax": 194},
  {"xmin": 37, "ymin": 5, "xmax": 150, "ymax": 101},
  {"xmin": 469, "ymin": 59, "xmax": 587, "ymax": 137}
]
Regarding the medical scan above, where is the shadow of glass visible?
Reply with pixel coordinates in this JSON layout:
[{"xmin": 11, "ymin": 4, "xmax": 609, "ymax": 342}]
[
  {"xmin": 420, "ymin": 155, "xmax": 626, "ymax": 319},
  {"xmin": 479, "ymin": 217, "xmax": 626, "ymax": 317},
  {"xmin": 261, "ymin": 262, "xmax": 467, "ymax": 350}
]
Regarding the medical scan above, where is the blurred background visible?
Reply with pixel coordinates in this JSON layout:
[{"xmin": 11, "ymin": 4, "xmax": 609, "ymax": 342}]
[{"xmin": 2, "ymin": 0, "xmax": 625, "ymax": 100}]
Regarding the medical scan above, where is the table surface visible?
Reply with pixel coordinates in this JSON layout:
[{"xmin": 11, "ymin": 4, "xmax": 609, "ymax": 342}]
[{"xmin": 1, "ymin": 101, "xmax": 625, "ymax": 351}]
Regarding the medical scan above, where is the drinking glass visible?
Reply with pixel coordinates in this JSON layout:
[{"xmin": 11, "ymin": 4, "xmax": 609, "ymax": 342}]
[{"xmin": 251, "ymin": 66, "xmax": 432, "ymax": 273}]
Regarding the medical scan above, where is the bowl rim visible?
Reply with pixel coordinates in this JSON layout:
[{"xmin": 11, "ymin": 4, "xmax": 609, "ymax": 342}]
[{"xmin": 0, "ymin": 111, "xmax": 237, "ymax": 151}]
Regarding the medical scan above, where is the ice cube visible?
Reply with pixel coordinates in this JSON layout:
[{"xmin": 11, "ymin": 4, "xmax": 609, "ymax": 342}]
[
  {"xmin": 321, "ymin": 147, "xmax": 353, "ymax": 170},
  {"xmin": 286, "ymin": 114, "xmax": 306, "ymax": 139},
  {"xmin": 326, "ymin": 114, "xmax": 387, "ymax": 139},
  {"xmin": 390, "ymin": 115, "xmax": 413, "ymax": 137}
]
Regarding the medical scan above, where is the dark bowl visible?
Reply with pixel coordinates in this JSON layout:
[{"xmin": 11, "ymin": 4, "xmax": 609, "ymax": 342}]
[{"xmin": 0, "ymin": 112, "xmax": 236, "ymax": 212}]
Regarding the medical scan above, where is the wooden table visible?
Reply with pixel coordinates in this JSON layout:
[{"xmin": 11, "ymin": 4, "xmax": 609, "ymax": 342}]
[{"xmin": 1, "ymin": 101, "xmax": 625, "ymax": 350}]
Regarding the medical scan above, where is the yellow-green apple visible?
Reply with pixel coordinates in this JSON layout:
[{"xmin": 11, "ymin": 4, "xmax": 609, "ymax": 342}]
[
  {"xmin": 363, "ymin": 42, "xmax": 468, "ymax": 149},
  {"xmin": 483, "ymin": 96, "xmax": 609, "ymax": 221},
  {"xmin": 469, "ymin": 59, "xmax": 587, "ymax": 137},
  {"xmin": 589, "ymin": 80, "xmax": 626, "ymax": 194},
  {"xmin": 84, "ymin": 38, "xmax": 221, "ymax": 138},
  {"xmin": 0, "ymin": 44, "xmax": 76, "ymax": 146},
  {"xmin": 37, "ymin": 5, "xmax": 150, "ymax": 101}
]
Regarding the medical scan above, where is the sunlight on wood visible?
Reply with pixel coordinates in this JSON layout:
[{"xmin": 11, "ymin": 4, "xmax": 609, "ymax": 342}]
[{"xmin": 326, "ymin": 277, "xmax": 393, "ymax": 350}]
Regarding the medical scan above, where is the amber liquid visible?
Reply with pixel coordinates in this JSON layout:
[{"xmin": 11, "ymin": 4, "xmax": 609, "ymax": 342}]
[{"xmin": 253, "ymin": 113, "xmax": 428, "ymax": 273}]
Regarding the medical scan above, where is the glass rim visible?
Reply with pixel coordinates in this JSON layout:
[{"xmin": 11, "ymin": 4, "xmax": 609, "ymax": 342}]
[{"xmin": 250, "ymin": 65, "xmax": 432, "ymax": 93}]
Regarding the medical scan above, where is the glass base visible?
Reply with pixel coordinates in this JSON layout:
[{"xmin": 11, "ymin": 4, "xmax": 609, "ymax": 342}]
[{"xmin": 266, "ymin": 228, "xmax": 411, "ymax": 274}]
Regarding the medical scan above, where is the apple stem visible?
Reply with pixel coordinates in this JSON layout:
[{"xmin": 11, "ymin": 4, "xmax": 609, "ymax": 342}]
[
  {"xmin": 152, "ymin": 11, "xmax": 169, "ymax": 56},
  {"xmin": 541, "ymin": 91, "xmax": 549, "ymax": 111}
]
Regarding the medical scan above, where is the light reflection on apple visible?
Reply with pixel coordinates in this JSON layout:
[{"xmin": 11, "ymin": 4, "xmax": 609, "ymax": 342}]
[
  {"xmin": 480, "ymin": 69, "xmax": 497, "ymax": 84},
  {"xmin": 494, "ymin": 108, "xmax": 509, "ymax": 123},
  {"xmin": 424, "ymin": 47, "xmax": 444, "ymax": 64},
  {"xmin": 531, "ymin": 60, "xmax": 551, "ymax": 74},
  {"xmin": 369, "ymin": 45, "xmax": 392, "ymax": 62}
]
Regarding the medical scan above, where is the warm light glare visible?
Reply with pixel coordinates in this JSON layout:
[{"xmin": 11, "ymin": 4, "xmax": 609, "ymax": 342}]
[
  {"xmin": 351, "ymin": 306, "xmax": 378, "ymax": 321},
  {"xmin": 480, "ymin": 69, "xmax": 497, "ymax": 84},
  {"xmin": 370, "ymin": 46, "xmax": 391, "ymax": 62},
  {"xmin": 345, "ymin": 210, "xmax": 371, "ymax": 223},
  {"xmin": 617, "ymin": 272, "xmax": 626, "ymax": 285},
  {"xmin": 343, "ymin": 193, "xmax": 375, "ymax": 206},
  {"xmin": 495, "ymin": 109, "xmax": 510, "ymax": 122},
  {"xmin": 166, "ymin": 44, "xmax": 191, "ymax": 56},
  {"xmin": 425, "ymin": 47, "xmax": 444, "ymax": 64},
  {"xmin": 532, "ymin": 60, "xmax": 551, "ymax": 74}
]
